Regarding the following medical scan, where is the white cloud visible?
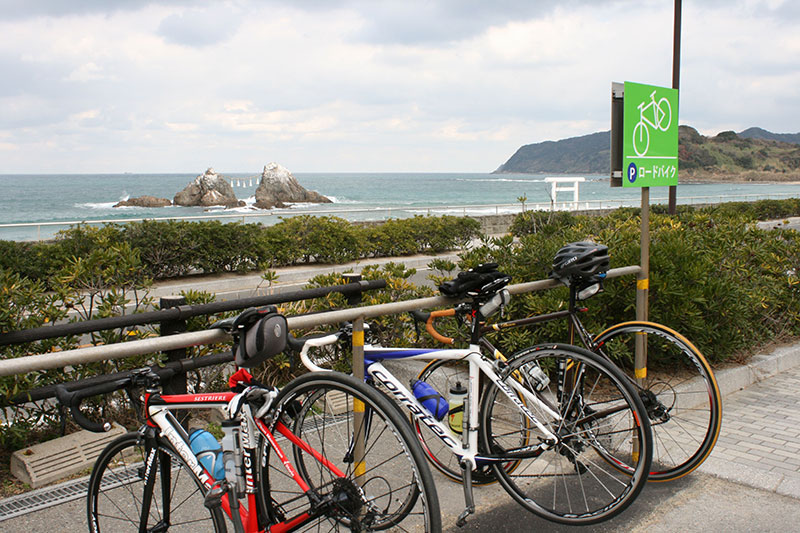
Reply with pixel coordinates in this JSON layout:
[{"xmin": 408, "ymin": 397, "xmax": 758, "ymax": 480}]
[{"xmin": 0, "ymin": 0, "xmax": 797, "ymax": 173}]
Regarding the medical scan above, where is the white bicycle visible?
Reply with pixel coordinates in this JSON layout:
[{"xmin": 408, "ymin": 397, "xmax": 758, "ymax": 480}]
[{"xmin": 292, "ymin": 267, "xmax": 654, "ymax": 526}]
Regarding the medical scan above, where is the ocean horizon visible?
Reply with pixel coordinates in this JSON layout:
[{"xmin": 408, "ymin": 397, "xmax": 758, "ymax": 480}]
[{"xmin": 2, "ymin": 172, "xmax": 799, "ymax": 241}]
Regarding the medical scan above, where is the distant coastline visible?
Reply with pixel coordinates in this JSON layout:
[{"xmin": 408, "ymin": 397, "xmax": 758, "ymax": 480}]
[{"xmin": 679, "ymin": 169, "xmax": 800, "ymax": 184}]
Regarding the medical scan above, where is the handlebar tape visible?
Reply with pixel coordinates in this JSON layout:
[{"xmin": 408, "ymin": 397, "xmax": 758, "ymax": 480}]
[
  {"xmin": 427, "ymin": 309, "xmax": 456, "ymax": 345},
  {"xmin": 55, "ymin": 378, "xmax": 129, "ymax": 433}
]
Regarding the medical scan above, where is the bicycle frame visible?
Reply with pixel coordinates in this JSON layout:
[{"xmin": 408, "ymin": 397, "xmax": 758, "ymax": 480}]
[
  {"xmin": 140, "ymin": 389, "xmax": 349, "ymax": 533},
  {"xmin": 480, "ymin": 300, "xmax": 594, "ymax": 355},
  {"xmin": 300, "ymin": 338, "xmax": 561, "ymax": 472}
]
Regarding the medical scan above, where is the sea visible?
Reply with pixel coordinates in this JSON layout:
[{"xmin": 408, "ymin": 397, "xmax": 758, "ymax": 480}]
[{"xmin": 1, "ymin": 172, "xmax": 799, "ymax": 241}]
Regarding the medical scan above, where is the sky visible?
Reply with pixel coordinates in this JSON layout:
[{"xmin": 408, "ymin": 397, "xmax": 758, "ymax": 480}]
[{"xmin": 1, "ymin": 0, "xmax": 798, "ymax": 173}]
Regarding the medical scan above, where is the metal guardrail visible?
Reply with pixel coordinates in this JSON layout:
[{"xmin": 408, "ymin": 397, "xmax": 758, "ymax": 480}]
[
  {"xmin": 2, "ymin": 192, "xmax": 797, "ymax": 241},
  {"xmin": 0, "ymin": 280, "xmax": 385, "ymax": 347},
  {"xmin": 0, "ymin": 266, "xmax": 640, "ymax": 378}
]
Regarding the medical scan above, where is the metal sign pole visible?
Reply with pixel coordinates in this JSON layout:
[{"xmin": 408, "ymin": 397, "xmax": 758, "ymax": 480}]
[
  {"xmin": 636, "ymin": 189, "xmax": 650, "ymax": 384},
  {"xmin": 668, "ymin": 0, "xmax": 682, "ymax": 214}
]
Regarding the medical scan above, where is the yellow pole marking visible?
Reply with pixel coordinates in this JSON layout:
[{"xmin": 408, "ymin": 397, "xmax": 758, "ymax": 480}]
[
  {"xmin": 352, "ymin": 330, "xmax": 364, "ymax": 347},
  {"xmin": 354, "ymin": 461, "xmax": 366, "ymax": 476},
  {"xmin": 637, "ymin": 278, "xmax": 649, "ymax": 290},
  {"xmin": 353, "ymin": 399, "xmax": 365, "ymax": 413},
  {"xmin": 635, "ymin": 367, "xmax": 647, "ymax": 379}
]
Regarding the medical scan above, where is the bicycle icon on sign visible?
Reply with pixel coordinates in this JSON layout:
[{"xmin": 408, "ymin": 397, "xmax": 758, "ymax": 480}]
[{"xmin": 633, "ymin": 90, "xmax": 672, "ymax": 156}]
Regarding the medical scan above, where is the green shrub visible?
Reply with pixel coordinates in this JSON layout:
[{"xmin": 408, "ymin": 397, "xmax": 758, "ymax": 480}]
[
  {"xmin": 360, "ymin": 219, "xmax": 419, "ymax": 257},
  {"xmin": 272, "ymin": 216, "xmax": 361, "ymax": 265},
  {"xmin": 484, "ymin": 205, "xmax": 800, "ymax": 365},
  {"xmin": 122, "ymin": 220, "xmax": 199, "ymax": 278}
]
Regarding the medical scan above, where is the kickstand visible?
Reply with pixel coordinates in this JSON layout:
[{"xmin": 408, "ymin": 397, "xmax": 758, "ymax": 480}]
[{"xmin": 456, "ymin": 462, "xmax": 476, "ymax": 527}]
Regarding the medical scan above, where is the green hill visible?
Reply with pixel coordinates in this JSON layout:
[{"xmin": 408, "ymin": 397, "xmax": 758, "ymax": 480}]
[
  {"xmin": 738, "ymin": 127, "xmax": 800, "ymax": 144},
  {"xmin": 494, "ymin": 131, "xmax": 610, "ymax": 174},
  {"xmin": 495, "ymin": 126, "xmax": 800, "ymax": 181}
]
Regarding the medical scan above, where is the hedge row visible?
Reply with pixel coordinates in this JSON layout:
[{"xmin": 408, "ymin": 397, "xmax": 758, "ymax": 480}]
[
  {"xmin": 0, "ymin": 215, "xmax": 481, "ymax": 284},
  {"xmin": 455, "ymin": 199, "xmax": 800, "ymax": 366}
]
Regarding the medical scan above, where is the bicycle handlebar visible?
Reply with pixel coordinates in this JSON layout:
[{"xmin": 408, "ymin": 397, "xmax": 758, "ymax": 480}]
[
  {"xmin": 410, "ymin": 308, "xmax": 457, "ymax": 345},
  {"xmin": 55, "ymin": 366, "xmax": 177, "ymax": 433},
  {"xmin": 286, "ymin": 332, "xmax": 342, "ymax": 373},
  {"xmin": 55, "ymin": 379, "xmax": 127, "ymax": 432}
]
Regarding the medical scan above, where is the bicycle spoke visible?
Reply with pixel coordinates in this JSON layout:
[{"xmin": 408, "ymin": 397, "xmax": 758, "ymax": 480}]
[{"xmin": 482, "ymin": 346, "xmax": 651, "ymax": 525}]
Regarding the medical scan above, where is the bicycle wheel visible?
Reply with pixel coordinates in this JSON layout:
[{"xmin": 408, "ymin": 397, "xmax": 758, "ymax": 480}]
[
  {"xmin": 481, "ymin": 344, "xmax": 652, "ymax": 525},
  {"xmin": 87, "ymin": 431, "xmax": 226, "ymax": 532},
  {"xmin": 258, "ymin": 372, "xmax": 441, "ymax": 532},
  {"xmin": 414, "ymin": 359, "xmax": 518, "ymax": 485},
  {"xmin": 592, "ymin": 321, "xmax": 722, "ymax": 481}
]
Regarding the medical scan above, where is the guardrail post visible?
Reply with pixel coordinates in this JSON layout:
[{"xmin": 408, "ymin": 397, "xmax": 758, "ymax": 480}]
[
  {"xmin": 343, "ymin": 273, "xmax": 366, "ymax": 484},
  {"xmin": 160, "ymin": 296, "xmax": 188, "ymax": 398}
]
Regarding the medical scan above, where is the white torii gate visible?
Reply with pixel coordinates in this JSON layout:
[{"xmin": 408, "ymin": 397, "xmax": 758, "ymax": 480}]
[{"xmin": 544, "ymin": 177, "xmax": 585, "ymax": 210}]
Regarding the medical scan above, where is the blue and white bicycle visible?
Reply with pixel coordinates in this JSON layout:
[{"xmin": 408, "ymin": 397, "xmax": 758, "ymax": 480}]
[{"xmin": 289, "ymin": 265, "xmax": 653, "ymax": 526}]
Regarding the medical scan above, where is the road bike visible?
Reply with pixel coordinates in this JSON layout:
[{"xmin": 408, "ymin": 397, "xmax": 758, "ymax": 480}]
[
  {"xmin": 55, "ymin": 306, "xmax": 441, "ymax": 532},
  {"xmin": 633, "ymin": 89, "xmax": 672, "ymax": 156},
  {"xmin": 412, "ymin": 248, "xmax": 721, "ymax": 484},
  {"xmin": 293, "ymin": 271, "xmax": 653, "ymax": 526}
]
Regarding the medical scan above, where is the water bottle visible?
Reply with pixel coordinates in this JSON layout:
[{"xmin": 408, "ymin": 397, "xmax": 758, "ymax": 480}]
[
  {"xmin": 448, "ymin": 382, "xmax": 467, "ymax": 434},
  {"xmin": 411, "ymin": 380, "xmax": 449, "ymax": 421},
  {"xmin": 189, "ymin": 429, "xmax": 225, "ymax": 480},
  {"xmin": 525, "ymin": 363, "xmax": 550, "ymax": 391}
]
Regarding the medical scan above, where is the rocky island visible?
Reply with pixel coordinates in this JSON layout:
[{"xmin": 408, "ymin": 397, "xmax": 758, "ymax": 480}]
[
  {"xmin": 169, "ymin": 164, "xmax": 331, "ymax": 209},
  {"xmin": 113, "ymin": 195, "xmax": 172, "ymax": 208},
  {"xmin": 254, "ymin": 162, "xmax": 332, "ymax": 209},
  {"xmin": 173, "ymin": 168, "xmax": 244, "ymax": 208}
]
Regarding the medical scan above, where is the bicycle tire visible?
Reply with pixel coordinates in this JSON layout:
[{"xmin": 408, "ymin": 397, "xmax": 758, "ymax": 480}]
[
  {"xmin": 481, "ymin": 343, "xmax": 652, "ymax": 525},
  {"xmin": 87, "ymin": 431, "xmax": 227, "ymax": 533},
  {"xmin": 258, "ymin": 371, "xmax": 442, "ymax": 532},
  {"xmin": 592, "ymin": 321, "xmax": 722, "ymax": 481},
  {"xmin": 414, "ymin": 359, "xmax": 518, "ymax": 485}
]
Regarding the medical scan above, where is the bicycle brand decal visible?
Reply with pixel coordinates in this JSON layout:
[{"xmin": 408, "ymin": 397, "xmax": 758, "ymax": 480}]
[
  {"xmin": 623, "ymin": 81, "xmax": 679, "ymax": 188},
  {"xmin": 370, "ymin": 367, "xmax": 461, "ymax": 450},
  {"xmin": 156, "ymin": 415, "xmax": 212, "ymax": 485},
  {"xmin": 239, "ymin": 414, "xmax": 256, "ymax": 493}
]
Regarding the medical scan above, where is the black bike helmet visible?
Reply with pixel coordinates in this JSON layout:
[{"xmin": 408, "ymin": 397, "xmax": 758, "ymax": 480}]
[{"xmin": 550, "ymin": 241, "xmax": 609, "ymax": 284}]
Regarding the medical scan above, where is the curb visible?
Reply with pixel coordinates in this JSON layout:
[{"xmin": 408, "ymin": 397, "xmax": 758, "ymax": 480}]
[{"xmin": 714, "ymin": 342, "xmax": 800, "ymax": 397}]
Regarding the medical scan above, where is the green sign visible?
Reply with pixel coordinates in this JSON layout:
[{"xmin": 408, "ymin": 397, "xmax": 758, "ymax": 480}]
[{"xmin": 623, "ymin": 81, "xmax": 679, "ymax": 187}]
